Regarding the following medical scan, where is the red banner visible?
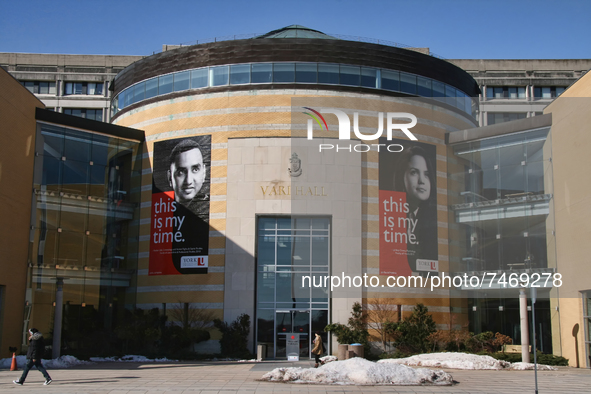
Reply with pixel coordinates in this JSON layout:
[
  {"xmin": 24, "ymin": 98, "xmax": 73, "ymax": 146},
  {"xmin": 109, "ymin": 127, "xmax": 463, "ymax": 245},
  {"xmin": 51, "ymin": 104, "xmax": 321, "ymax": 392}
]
[{"xmin": 379, "ymin": 190, "xmax": 413, "ymax": 276}]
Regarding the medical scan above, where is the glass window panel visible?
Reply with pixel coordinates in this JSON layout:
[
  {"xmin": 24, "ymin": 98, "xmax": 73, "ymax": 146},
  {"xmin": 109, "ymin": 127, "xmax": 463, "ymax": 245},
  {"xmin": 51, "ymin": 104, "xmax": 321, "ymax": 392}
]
[
  {"xmin": 295, "ymin": 63, "xmax": 317, "ymax": 83},
  {"xmin": 133, "ymin": 82, "xmax": 145, "ymax": 103},
  {"xmin": 158, "ymin": 74, "xmax": 173, "ymax": 95},
  {"xmin": 518, "ymin": 87, "xmax": 526, "ymax": 98},
  {"xmin": 173, "ymin": 71, "xmax": 190, "ymax": 92},
  {"xmin": 62, "ymin": 160, "xmax": 90, "ymax": 194},
  {"xmin": 57, "ymin": 232, "xmax": 86, "ymax": 267},
  {"xmin": 292, "ymin": 236, "xmax": 311, "ymax": 265},
  {"xmin": 87, "ymin": 83, "xmax": 96, "ymax": 95},
  {"xmin": 277, "ymin": 218, "xmax": 292, "ymax": 229},
  {"xmin": 479, "ymin": 169, "xmax": 499, "ymax": 200},
  {"xmin": 534, "ymin": 87, "xmax": 542, "ymax": 98},
  {"xmin": 445, "ymin": 85, "xmax": 457, "ymax": 108},
  {"xmin": 230, "ymin": 64, "xmax": 251, "ymax": 85},
  {"xmin": 273, "ymin": 63, "xmax": 295, "ymax": 83},
  {"xmin": 340, "ymin": 65, "xmax": 360, "ymax": 86},
  {"xmin": 256, "ymin": 309, "xmax": 275, "ymax": 357},
  {"xmin": 95, "ymin": 83, "xmax": 103, "ymax": 95},
  {"xmin": 498, "ymin": 135, "xmax": 525, "ymax": 167},
  {"xmin": 311, "ymin": 276, "xmax": 329, "ymax": 302},
  {"xmin": 191, "ymin": 68, "xmax": 208, "ymax": 88},
  {"xmin": 311, "ymin": 218, "xmax": 329, "ymax": 229},
  {"xmin": 381, "ymin": 70, "xmax": 399, "ymax": 91},
  {"xmin": 400, "ymin": 73, "xmax": 417, "ymax": 94},
  {"xmin": 42, "ymin": 156, "xmax": 63, "ymax": 191},
  {"xmin": 542, "ymin": 87, "xmax": 551, "ymax": 99},
  {"xmin": 42, "ymin": 130, "xmax": 65, "ymax": 158},
  {"xmin": 211, "ymin": 66, "xmax": 229, "ymax": 86},
  {"xmin": 276, "ymin": 273, "xmax": 294, "ymax": 302},
  {"xmin": 85, "ymin": 234, "xmax": 105, "ymax": 268},
  {"xmin": 64, "ymin": 130, "xmax": 92, "ymax": 162},
  {"xmin": 257, "ymin": 272, "xmax": 275, "ymax": 303},
  {"xmin": 145, "ymin": 78, "xmax": 158, "ymax": 98},
  {"xmin": 417, "ymin": 77, "xmax": 432, "ymax": 97},
  {"xmin": 312, "ymin": 236, "xmax": 329, "ymax": 266},
  {"xmin": 251, "ymin": 64, "xmax": 272, "ymax": 83},
  {"xmin": 277, "ymin": 236, "xmax": 292, "ymax": 265},
  {"xmin": 526, "ymin": 161, "xmax": 545, "ymax": 195},
  {"xmin": 49, "ymin": 82, "xmax": 56, "ymax": 95},
  {"xmin": 258, "ymin": 235, "xmax": 276, "ymax": 266},
  {"xmin": 556, "ymin": 87, "xmax": 565, "ymax": 96},
  {"xmin": 318, "ymin": 64, "xmax": 339, "ymax": 84},
  {"xmin": 294, "ymin": 218, "xmax": 310, "ymax": 229},
  {"xmin": 74, "ymin": 83, "xmax": 83, "ymax": 94},
  {"xmin": 361, "ymin": 68, "xmax": 377, "ymax": 88},
  {"xmin": 89, "ymin": 165, "xmax": 107, "ymax": 196},
  {"xmin": 39, "ymin": 82, "xmax": 49, "ymax": 94},
  {"xmin": 525, "ymin": 138, "xmax": 546, "ymax": 163},
  {"xmin": 432, "ymin": 80, "xmax": 445, "ymax": 98},
  {"xmin": 486, "ymin": 87, "xmax": 493, "ymax": 99},
  {"xmin": 91, "ymin": 135, "xmax": 113, "ymax": 166},
  {"xmin": 508, "ymin": 87, "xmax": 517, "ymax": 99},
  {"xmin": 259, "ymin": 217, "xmax": 277, "ymax": 230},
  {"xmin": 500, "ymin": 165, "xmax": 525, "ymax": 198},
  {"xmin": 65, "ymin": 82, "xmax": 73, "ymax": 95}
]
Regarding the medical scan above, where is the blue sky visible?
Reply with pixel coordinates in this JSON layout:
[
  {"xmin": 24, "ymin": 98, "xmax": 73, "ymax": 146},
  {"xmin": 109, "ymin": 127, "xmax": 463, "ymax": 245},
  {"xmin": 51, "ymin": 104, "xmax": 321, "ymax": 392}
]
[{"xmin": 2, "ymin": 0, "xmax": 590, "ymax": 59}]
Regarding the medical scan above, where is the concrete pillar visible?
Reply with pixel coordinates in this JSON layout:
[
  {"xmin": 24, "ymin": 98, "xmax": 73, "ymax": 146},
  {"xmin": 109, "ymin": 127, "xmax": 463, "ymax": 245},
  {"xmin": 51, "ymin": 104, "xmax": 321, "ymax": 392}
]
[
  {"xmin": 52, "ymin": 278, "xmax": 64, "ymax": 359},
  {"xmin": 520, "ymin": 288, "xmax": 530, "ymax": 363}
]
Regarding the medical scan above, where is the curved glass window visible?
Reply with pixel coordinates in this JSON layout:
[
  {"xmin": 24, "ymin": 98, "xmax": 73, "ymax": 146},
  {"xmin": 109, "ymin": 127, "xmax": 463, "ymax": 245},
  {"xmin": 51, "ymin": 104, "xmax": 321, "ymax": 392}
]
[
  {"xmin": 230, "ymin": 64, "xmax": 250, "ymax": 85},
  {"xmin": 112, "ymin": 62, "xmax": 477, "ymax": 119},
  {"xmin": 173, "ymin": 71, "xmax": 190, "ymax": 92}
]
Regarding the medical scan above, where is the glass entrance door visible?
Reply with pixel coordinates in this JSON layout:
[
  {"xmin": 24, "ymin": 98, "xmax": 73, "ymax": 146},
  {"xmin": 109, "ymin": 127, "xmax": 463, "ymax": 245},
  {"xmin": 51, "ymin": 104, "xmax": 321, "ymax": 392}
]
[{"xmin": 275, "ymin": 310, "xmax": 310, "ymax": 359}]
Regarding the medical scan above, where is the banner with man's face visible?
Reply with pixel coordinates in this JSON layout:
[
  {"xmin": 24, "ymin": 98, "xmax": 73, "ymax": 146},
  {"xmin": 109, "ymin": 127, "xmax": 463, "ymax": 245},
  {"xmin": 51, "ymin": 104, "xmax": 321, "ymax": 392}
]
[
  {"xmin": 379, "ymin": 138, "xmax": 438, "ymax": 276},
  {"xmin": 149, "ymin": 135, "xmax": 211, "ymax": 275}
]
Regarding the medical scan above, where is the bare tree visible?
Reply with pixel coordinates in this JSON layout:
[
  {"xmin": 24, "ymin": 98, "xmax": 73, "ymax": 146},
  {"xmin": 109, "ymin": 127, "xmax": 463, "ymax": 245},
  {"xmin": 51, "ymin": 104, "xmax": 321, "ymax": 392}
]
[
  {"xmin": 364, "ymin": 298, "xmax": 400, "ymax": 352},
  {"xmin": 167, "ymin": 302, "xmax": 216, "ymax": 330}
]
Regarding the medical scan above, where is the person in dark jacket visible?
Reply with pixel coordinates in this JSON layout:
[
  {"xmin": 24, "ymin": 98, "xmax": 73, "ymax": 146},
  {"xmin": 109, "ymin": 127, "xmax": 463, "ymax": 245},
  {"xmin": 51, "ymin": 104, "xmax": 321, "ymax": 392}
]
[{"xmin": 13, "ymin": 328, "xmax": 52, "ymax": 385}]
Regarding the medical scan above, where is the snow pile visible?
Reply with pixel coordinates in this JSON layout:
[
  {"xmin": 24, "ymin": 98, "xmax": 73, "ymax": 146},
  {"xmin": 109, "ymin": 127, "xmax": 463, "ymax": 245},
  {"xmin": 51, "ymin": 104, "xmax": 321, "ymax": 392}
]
[
  {"xmin": 380, "ymin": 352, "xmax": 510, "ymax": 370},
  {"xmin": 380, "ymin": 353, "xmax": 558, "ymax": 371},
  {"xmin": 0, "ymin": 355, "xmax": 89, "ymax": 369},
  {"xmin": 510, "ymin": 362, "xmax": 557, "ymax": 371},
  {"xmin": 90, "ymin": 355, "xmax": 177, "ymax": 362},
  {"xmin": 320, "ymin": 355, "xmax": 338, "ymax": 364},
  {"xmin": 261, "ymin": 358, "xmax": 453, "ymax": 385}
]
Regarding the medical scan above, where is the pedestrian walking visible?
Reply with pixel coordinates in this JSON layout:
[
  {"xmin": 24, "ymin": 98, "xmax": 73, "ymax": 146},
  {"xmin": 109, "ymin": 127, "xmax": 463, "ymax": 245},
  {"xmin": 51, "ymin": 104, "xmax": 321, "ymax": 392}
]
[
  {"xmin": 312, "ymin": 331, "xmax": 324, "ymax": 368},
  {"xmin": 13, "ymin": 328, "xmax": 52, "ymax": 386}
]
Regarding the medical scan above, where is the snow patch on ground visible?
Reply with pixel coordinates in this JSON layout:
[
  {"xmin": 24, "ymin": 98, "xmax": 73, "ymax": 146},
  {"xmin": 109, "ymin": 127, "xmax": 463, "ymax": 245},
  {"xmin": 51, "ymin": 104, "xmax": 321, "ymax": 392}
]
[
  {"xmin": 320, "ymin": 355, "xmax": 338, "ymax": 364},
  {"xmin": 237, "ymin": 359, "xmax": 262, "ymax": 362},
  {"xmin": 0, "ymin": 355, "xmax": 90, "ymax": 369},
  {"xmin": 380, "ymin": 352, "xmax": 510, "ymax": 370},
  {"xmin": 379, "ymin": 353, "xmax": 557, "ymax": 371},
  {"xmin": 260, "ymin": 358, "xmax": 453, "ymax": 385},
  {"xmin": 510, "ymin": 362, "xmax": 557, "ymax": 371}
]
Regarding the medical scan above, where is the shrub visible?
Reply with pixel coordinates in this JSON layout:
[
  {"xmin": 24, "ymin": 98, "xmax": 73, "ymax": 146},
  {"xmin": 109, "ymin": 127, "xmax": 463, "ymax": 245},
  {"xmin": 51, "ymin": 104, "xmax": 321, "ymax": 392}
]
[
  {"xmin": 325, "ymin": 302, "xmax": 369, "ymax": 347},
  {"xmin": 385, "ymin": 303, "xmax": 436, "ymax": 353},
  {"xmin": 213, "ymin": 313, "xmax": 252, "ymax": 359}
]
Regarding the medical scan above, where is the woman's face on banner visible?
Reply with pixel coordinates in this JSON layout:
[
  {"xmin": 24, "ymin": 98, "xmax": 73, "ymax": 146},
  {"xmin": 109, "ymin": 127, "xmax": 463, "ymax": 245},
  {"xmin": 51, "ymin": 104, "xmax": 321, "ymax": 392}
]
[{"xmin": 404, "ymin": 154, "xmax": 431, "ymax": 203}]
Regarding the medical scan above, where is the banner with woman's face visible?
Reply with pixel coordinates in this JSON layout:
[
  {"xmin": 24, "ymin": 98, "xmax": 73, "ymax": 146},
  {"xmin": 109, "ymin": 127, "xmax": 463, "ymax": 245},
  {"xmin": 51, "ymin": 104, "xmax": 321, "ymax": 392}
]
[{"xmin": 379, "ymin": 138, "xmax": 438, "ymax": 276}]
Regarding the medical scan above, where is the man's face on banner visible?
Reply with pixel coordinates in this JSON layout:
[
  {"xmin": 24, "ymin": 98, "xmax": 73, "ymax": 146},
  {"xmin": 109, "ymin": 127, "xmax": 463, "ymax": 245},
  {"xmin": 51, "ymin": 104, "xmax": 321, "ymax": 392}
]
[
  {"xmin": 168, "ymin": 148, "xmax": 206, "ymax": 205},
  {"xmin": 404, "ymin": 154, "xmax": 431, "ymax": 203}
]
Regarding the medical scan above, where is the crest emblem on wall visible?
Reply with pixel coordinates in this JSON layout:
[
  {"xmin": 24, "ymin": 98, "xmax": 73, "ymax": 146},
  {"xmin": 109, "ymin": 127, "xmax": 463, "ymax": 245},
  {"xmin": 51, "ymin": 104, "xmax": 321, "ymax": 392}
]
[{"xmin": 288, "ymin": 152, "xmax": 302, "ymax": 177}]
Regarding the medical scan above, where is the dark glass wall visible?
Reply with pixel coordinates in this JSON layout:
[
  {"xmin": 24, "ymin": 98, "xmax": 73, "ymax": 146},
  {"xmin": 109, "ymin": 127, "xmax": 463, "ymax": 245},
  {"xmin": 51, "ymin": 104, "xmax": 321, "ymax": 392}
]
[{"xmin": 25, "ymin": 122, "xmax": 142, "ymax": 356}]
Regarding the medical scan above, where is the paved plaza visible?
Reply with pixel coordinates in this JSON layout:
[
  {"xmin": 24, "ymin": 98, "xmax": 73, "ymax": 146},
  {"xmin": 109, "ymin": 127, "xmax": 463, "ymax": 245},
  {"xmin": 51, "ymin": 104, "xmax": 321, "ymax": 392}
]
[{"xmin": 1, "ymin": 360, "xmax": 590, "ymax": 394}]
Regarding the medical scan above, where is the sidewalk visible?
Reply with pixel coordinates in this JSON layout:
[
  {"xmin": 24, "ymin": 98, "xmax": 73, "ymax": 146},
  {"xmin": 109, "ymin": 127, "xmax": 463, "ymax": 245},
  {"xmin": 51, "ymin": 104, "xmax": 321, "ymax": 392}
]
[{"xmin": 2, "ymin": 359, "xmax": 590, "ymax": 393}]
